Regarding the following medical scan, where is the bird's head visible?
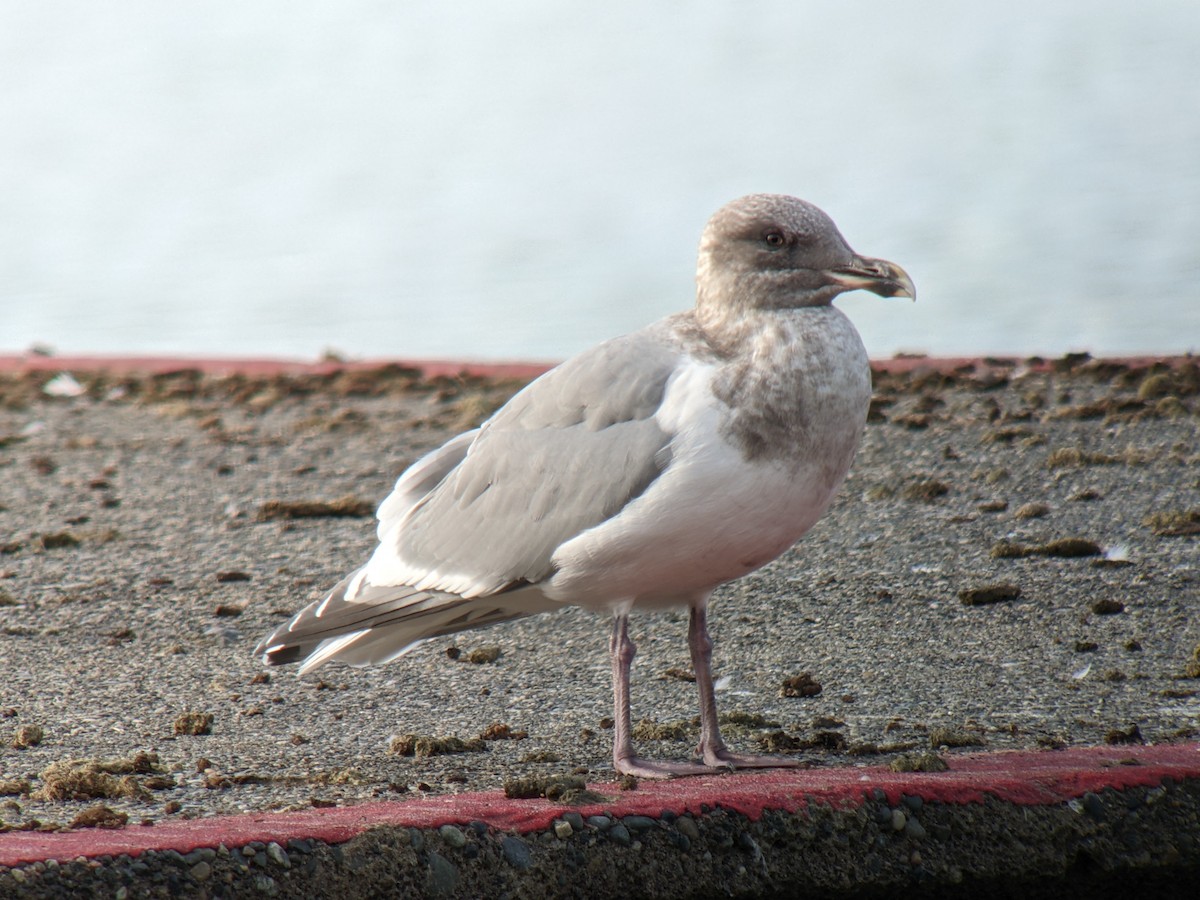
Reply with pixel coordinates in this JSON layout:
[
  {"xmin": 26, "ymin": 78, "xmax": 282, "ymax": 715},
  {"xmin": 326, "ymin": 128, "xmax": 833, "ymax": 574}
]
[{"xmin": 695, "ymin": 194, "xmax": 914, "ymax": 320}]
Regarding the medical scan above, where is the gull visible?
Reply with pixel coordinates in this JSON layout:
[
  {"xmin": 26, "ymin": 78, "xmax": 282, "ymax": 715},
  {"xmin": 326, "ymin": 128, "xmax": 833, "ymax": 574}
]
[{"xmin": 256, "ymin": 194, "xmax": 914, "ymax": 777}]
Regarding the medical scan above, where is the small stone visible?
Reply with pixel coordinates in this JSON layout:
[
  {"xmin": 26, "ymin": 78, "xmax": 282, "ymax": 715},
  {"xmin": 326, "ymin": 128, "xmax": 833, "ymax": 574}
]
[
  {"xmin": 890, "ymin": 808, "xmax": 907, "ymax": 832},
  {"xmin": 1091, "ymin": 599, "xmax": 1125, "ymax": 615},
  {"xmin": 266, "ymin": 842, "xmax": 289, "ymax": 867},
  {"xmin": 439, "ymin": 824, "xmax": 467, "ymax": 849},
  {"xmin": 190, "ymin": 861, "xmax": 212, "ymax": 882},
  {"xmin": 904, "ymin": 817, "xmax": 927, "ymax": 840},
  {"xmin": 608, "ymin": 824, "xmax": 631, "ymax": 846},
  {"xmin": 1081, "ymin": 792, "xmax": 1105, "ymax": 819},
  {"xmin": 426, "ymin": 852, "xmax": 459, "ymax": 893},
  {"xmin": 553, "ymin": 820, "xmax": 573, "ymax": 839},
  {"xmin": 587, "ymin": 815, "xmax": 612, "ymax": 831},
  {"xmin": 563, "ymin": 812, "xmax": 584, "ymax": 832},
  {"xmin": 500, "ymin": 835, "xmax": 532, "ymax": 870},
  {"xmin": 623, "ymin": 815, "xmax": 655, "ymax": 834},
  {"xmin": 675, "ymin": 816, "xmax": 700, "ymax": 841}
]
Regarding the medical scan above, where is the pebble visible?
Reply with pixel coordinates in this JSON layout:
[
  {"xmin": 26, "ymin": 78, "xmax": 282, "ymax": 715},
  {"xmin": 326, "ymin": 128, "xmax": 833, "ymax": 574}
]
[
  {"xmin": 500, "ymin": 835, "xmax": 532, "ymax": 870},
  {"xmin": 427, "ymin": 852, "xmax": 459, "ymax": 893},
  {"xmin": 190, "ymin": 861, "xmax": 212, "ymax": 882},
  {"xmin": 266, "ymin": 842, "xmax": 290, "ymax": 868},
  {"xmin": 623, "ymin": 815, "xmax": 656, "ymax": 834},
  {"xmin": 587, "ymin": 814, "xmax": 612, "ymax": 831},
  {"xmin": 904, "ymin": 818, "xmax": 927, "ymax": 841},
  {"xmin": 1081, "ymin": 792, "xmax": 1105, "ymax": 820},
  {"xmin": 439, "ymin": 824, "xmax": 467, "ymax": 849},
  {"xmin": 609, "ymin": 824, "xmax": 632, "ymax": 847},
  {"xmin": 675, "ymin": 816, "xmax": 700, "ymax": 841},
  {"xmin": 562, "ymin": 811, "xmax": 585, "ymax": 832},
  {"xmin": 891, "ymin": 808, "xmax": 907, "ymax": 832},
  {"xmin": 553, "ymin": 819, "xmax": 574, "ymax": 839}
]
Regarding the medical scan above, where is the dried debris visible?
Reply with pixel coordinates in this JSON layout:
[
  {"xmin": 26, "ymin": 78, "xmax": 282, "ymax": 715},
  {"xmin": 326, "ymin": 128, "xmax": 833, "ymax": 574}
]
[
  {"xmin": 1104, "ymin": 724, "xmax": 1144, "ymax": 745},
  {"xmin": 632, "ymin": 718, "xmax": 691, "ymax": 741},
  {"xmin": 899, "ymin": 478, "xmax": 950, "ymax": 502},
  {"xmin": 9, "ymin": 724, "xmax": 44, "ymax": 749},
  {"xmin": 991, "ymin": 538, "xmax": 1102, "ymax": 559},
  {"xmin": 39, "ymin": 532, "xmax": 80, "ymax": 550},
  {"xmin": 0, "ymin": 779, "xmax": 31, "ymax": 796},
  {"xmin": 173, "ymin": 712, "xmax": 214, "ymax": 735},
  {"xmin": 928, "ymin": 727, "xmax": 986, "ymax": 749},
  {"xmin": 959, "ymin": 583, "xmax": 1021, "ymax": 606},
  {"xmin": 69, "ymin": 805, "xmax": 129, "ymax": 830},
  {"xmin": 1143, "ymin": 508, "xmax": 1200, "ymax": 536},
  {"xmin": 255, "ymin": 495, "xmax": 374, "ymax": 521},
  {"xmin": 466, "ymin": 646, "xmax": 502, "ymax": 664},
  {"xmin": 1045, "ymin": 446, "xmax": 1152, "ymax": 468},
  {"xmin": 1091, "ymin": 599, "xmax": 1125, "ymax": 615},
  {"xmin": 889, "ymin": 752, "xmax": 950, "ymax": 773},
  {"xmin": 502, "ymin": 774, "xmax": 603, "ymax": 804},
  {"xmin": 780, "ymin": 672, "xmax": 823, "ymax": 698},
  {"xmin": 33, "ymin": 753, "xmax": 167, "ymax": 801},
  {"xmin": 479, "ymin": 722, "xmax": 527, "ymax": 741},
  {"xmin": 1184, "ymin": 645, "xmax": 1200, "ymax": 680},
  {"xmin": 388, "ymin": 734, "xmax": 487, "ymax": 758}
]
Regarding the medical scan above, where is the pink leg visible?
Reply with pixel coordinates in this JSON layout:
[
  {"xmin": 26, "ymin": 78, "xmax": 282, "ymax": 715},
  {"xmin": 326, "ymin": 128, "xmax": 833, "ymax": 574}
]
[
  {"xmin": 610, "ymin": 613, "xmax": 710, "ymax": 778},
  {"xmin": 690, "ymin": 602, "xmax": 804, "ymax": 769}
]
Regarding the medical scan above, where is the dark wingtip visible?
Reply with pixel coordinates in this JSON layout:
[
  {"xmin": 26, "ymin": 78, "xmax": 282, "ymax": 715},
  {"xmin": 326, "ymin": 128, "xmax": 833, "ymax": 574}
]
[{"xmin": 263, "ymin": 645, "xmax": 303, "ymax": 666}]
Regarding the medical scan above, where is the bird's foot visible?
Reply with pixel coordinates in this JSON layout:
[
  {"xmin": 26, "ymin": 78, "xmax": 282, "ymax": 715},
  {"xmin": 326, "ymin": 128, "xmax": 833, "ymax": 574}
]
[
  {"xmin": 613, "ymin": 754, "xmax": 714, "ymax": 779},
  {"xmin": 699, "ymin": 746, "xmax": 806, "ymax": 770}
]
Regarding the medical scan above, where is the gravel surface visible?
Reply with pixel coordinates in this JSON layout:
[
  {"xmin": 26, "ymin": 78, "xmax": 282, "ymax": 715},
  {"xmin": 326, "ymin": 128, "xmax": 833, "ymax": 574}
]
[{"xmin": 1, "ymin": 357, "xmax": 1198, "ymax": 834}]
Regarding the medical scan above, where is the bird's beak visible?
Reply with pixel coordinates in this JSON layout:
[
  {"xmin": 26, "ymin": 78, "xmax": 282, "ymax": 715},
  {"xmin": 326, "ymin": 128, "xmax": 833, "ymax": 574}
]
[{"xmin": 825, "ymin": 256, "xmax": 916, "ymax": 301}]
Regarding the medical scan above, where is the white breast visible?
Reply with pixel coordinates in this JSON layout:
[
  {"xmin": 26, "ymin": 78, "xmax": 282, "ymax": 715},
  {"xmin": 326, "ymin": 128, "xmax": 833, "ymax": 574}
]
[{"xmin": 547, "ymin": 307, "xmax": 870, "ymax": 610}]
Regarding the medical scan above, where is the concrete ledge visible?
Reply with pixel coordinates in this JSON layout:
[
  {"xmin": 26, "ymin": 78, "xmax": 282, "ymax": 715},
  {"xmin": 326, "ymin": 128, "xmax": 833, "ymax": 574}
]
[{"xmin": 2, "ymin": 744, "xmax": 1199, "ymax": 897}]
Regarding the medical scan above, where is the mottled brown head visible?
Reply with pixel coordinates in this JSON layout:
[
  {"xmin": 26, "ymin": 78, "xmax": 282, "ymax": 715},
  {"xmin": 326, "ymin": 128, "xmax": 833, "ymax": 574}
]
[{"xmin": 696, "ymin": 194, "xmax": 914, "ymax": 319}]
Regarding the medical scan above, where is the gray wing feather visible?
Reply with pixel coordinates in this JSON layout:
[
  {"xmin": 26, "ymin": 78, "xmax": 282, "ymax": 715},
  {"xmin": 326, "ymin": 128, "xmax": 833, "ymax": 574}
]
[
  {"xmin": 255, "ymin": 566, "xmax": 558, "ymax": 671},
  {"xmin": 380, "ymin": 328, "xmax": 683, "ymax": 594}
]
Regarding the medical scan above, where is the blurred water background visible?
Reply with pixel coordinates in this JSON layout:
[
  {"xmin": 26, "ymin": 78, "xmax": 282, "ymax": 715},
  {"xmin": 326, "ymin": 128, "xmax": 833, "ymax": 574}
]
[{"xmin": 2, "ymin": 1, "xmax": 1199, "ymax": 363}]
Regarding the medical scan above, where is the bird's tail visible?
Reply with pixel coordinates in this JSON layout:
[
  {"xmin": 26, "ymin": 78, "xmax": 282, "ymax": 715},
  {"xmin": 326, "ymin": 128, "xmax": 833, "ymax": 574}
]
[{"xmin": 254, "ymin": 567, "xmax": 556, "ymax": 675}]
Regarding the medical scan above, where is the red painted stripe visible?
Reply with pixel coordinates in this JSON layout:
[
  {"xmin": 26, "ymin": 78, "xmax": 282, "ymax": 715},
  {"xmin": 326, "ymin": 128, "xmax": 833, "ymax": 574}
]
[{"xmin": 2, "ymin": 743, "xmax": 1196, "ymax": 867}]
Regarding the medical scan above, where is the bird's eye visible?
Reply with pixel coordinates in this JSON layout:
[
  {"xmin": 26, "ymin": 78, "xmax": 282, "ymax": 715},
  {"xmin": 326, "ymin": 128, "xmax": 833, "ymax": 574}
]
[{"xmin": 763, "ymin": 231, "xmax": 786, "ymax": 248}]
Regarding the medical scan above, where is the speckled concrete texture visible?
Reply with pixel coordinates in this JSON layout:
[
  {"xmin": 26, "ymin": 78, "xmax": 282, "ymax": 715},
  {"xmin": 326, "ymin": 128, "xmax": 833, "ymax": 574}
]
[{"xmin": 1, "ymin": 354, "xmax": 1198, "ymax": 896}]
